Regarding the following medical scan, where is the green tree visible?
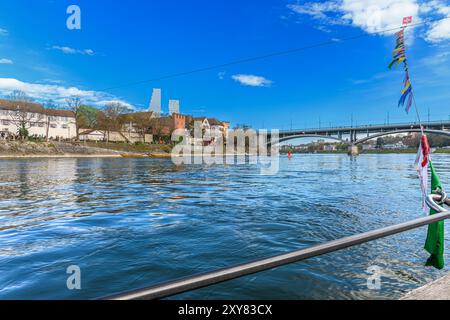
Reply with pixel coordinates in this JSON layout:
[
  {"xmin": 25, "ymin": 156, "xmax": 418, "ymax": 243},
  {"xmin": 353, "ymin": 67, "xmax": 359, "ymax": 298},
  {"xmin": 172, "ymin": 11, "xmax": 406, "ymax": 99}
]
[
  {"xmin": 78, "ymin": 105, "xmax": 100, "ymax": 129},
  {"xmin": 18, "ymin": 126, "xmax": 29, "ymax": 139},
  {"xmin": 376, "ymin": 138, "xmax": 385, "ymax": 149}
]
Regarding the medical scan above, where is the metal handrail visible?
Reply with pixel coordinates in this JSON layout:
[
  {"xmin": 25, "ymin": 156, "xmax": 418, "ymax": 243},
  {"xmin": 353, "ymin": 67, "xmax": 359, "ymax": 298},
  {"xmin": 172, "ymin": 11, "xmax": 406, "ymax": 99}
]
[
  {"xmin": 279, "ymin": 120, "xmax": 450, "ymax": 133},
  {"xmin": 103, "ymin": 196, "xmax": 449, "ymax": 300}
]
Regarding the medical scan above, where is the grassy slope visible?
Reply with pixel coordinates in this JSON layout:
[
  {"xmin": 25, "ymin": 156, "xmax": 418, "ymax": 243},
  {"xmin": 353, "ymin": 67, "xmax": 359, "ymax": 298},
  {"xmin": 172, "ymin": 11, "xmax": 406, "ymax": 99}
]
[{"xmin": 84, "ymin": 141, "xmax": 173, "ymax": 154}]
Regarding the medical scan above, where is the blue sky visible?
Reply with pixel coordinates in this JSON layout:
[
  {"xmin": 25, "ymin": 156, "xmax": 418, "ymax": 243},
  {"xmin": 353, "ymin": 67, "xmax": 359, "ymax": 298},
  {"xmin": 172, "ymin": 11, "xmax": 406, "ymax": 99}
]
[{"xmin": 0, "ymin": 0, "xmax": 449, "ymax": 129}]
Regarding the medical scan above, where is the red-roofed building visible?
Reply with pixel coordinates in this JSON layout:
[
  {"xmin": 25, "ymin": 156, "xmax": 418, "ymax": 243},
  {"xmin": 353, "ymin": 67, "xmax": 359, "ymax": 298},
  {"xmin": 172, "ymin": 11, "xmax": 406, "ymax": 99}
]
[{"xmin": 0, "ymin": 99, "xmax": 76, "ymax": 140}]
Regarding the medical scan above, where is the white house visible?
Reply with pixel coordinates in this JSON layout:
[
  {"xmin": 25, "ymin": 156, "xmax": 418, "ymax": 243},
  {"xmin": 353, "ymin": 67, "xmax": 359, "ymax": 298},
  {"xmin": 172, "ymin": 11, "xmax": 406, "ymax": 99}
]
[
  {"xmin": 187, "ymin": 117, "xmax": 223, "ymax": 145},
  {"xmin": 191, "ymin": 117, "xmax": 230, "ymax": 141},
  {"xmin": 384, "ymin": 142, "xmax": 408, "ymax": 150},
  {"xmin": 323, "ymin": 144, "xmax": 337, "ymax": 151},
  {"xmin": 78, "ymin": 129, "xmax": 105, "ymax": 142},
  {"xmin": 78, "ymin": 128, "xmax": 153, "ymax": 143},
  {"xmin": 0, "ymin": 99, "xmax": 76, "ymax": 140},
  {"xmin": 362, "ymin": 143, "xmax": 377, "ymax": 151}
]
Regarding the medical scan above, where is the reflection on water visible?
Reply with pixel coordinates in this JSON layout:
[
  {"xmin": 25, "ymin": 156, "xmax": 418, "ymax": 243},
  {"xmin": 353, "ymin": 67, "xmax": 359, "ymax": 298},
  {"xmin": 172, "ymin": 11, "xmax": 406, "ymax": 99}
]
[{"xmin": 1, "ymin": 155, "xmax": 450, "ymax": 299}]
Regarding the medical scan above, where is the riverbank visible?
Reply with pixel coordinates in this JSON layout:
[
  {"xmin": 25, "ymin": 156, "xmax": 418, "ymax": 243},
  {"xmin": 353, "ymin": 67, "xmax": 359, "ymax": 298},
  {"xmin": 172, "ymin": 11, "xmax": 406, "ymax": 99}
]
[
  {"xmin": 3, "ymin": 141, "xmax": 450, "ymax": 159},
  {"xmin": 0, "ymin": 141, "xmax": 173, "ymax": 159},
  {"xmin": 83, "ymin": 141, "xmax": 173, "ymax": 154}
]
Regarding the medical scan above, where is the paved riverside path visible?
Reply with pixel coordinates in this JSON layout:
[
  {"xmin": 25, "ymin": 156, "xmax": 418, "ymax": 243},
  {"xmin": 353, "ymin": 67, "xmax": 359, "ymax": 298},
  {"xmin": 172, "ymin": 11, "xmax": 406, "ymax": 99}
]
[{"xmin": 402, "ymin": 274, "xmax": 450, "ymax": 300}]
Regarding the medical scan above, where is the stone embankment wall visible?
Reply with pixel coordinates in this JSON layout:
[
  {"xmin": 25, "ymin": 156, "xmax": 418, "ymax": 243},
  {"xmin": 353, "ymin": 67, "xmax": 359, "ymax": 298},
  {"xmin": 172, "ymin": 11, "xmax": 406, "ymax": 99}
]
[{"xmin": 0, "ymin": 141, "xmax": 122, "ymax": 156}]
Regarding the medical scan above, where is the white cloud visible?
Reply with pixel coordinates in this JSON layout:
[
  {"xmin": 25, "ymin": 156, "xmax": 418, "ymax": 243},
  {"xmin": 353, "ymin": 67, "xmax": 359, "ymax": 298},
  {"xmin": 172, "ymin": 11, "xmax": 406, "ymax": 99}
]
[
  {"xmin": 52, "ymin": 46, "xmax": 77, "ymax": 54},
  {"xmin": 288, "ymin": 2, "xmax": 345, "ymax": 27},
  {"xmin": 427, "ymin": 19, "xmax": 450, "ymax": 42},
  {"xmin": 0, "ymin": 28, "xmax": 8, "ymax": 36},
  {"xmin": 218, "ymin": 71, "xmax": 226, "ymax": 80},
  {"xmin": 0, "ymin": 78, "xmax": 132, "ymax": 108},
  {"xmin": 83, "ymin": 49, "xmax": 95, "ymax": 55},
  {"xmin": 0, "ymin": 58, "xmax": 13, "ymax": 65},
  {"xmin": 288, "ymin": 0, "xmax": 450, "ymax": 42},
  {"xmin": 96, "ymin": 100, "xmax": 135, "ymax": 110},
  {"xmin": 425, "ymin": 1, "xmax": 450, "ymax": 43},
  {"xmin": 232, "ymin": 74, "xmax": 273, "ymax": 87},
  {"xmin": 315, "ymin": 25, "xmax": 333, "ymax": 33},
  {"xmin": 349, "ymin": 71, "xmax": 389, "ymax": 84},
  {"xmin": 340, "ymin": 0, "xmax": 420, "ymax": 34},
  {"xmin": 288, "ymin": 2, "xmax": 341, "ymax": 22},
  {"xmin": 52, "ymin": 46, "xmax": 95, "ymax": 56},
  {"xmin": 41, "ymin": 79, "xmax": 64, "ymax": 84}
]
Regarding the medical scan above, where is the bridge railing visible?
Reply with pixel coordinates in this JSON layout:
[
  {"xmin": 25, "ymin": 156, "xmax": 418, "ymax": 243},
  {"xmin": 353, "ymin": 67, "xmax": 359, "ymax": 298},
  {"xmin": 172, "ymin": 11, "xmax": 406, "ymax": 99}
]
[
  {"xmin": 102, "ymin": 195, "xmax": 450, "ymax": 300},
  {"xmin": 279, "ymin": 120, "xmax": 450, "ymax": 134}
]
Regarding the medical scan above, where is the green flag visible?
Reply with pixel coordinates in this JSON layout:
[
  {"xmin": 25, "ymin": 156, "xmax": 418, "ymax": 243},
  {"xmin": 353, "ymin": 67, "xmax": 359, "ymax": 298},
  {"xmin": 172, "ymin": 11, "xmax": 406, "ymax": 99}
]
[{"xmin": 424, "ymin": 161, "xmax": 445, "ymax": 269}]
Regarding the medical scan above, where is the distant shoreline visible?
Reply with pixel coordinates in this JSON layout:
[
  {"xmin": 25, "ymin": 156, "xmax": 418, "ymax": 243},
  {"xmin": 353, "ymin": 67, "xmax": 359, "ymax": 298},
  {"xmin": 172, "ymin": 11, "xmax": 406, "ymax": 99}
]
[
  {"xmin": 282, "ymin": 148, "xmax": 450, "ymax": 155},
  {"xmin": 2, "ymin": 139, "xmax": 450, "ymax": 160}
]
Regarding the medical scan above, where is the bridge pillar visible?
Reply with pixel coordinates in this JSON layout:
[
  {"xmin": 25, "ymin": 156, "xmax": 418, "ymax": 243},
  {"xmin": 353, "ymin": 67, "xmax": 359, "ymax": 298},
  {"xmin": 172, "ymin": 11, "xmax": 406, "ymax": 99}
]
[
  {"xmin": 348, "ymin": 144, "xmax": 359, "ymax": 156},
  {"xmin": 350, "ymin": 130, "xmax": 357, "ymax": 143}
]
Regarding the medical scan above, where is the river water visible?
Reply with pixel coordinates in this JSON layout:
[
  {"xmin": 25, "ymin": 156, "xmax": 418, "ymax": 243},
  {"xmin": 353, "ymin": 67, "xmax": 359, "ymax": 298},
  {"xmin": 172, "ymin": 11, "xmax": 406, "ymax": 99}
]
[{"xmin": 1, "ymin": 154, "xmax": 450, "ymax": 300}]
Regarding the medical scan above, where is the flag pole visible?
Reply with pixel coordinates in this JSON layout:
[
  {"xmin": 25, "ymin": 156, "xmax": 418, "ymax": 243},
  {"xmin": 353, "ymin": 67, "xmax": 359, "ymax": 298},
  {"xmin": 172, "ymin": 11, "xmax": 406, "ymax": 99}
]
[
  {"xmin": 401, "ymin": 19, "xmax": 425, "ymax": 135},
  {"xmin": 411, "ymin": 93, "xmax": 425, "ymax": 135},
  {"xmin": 399, "ymin": 18, "xmax": 446, "ymax": 269}
]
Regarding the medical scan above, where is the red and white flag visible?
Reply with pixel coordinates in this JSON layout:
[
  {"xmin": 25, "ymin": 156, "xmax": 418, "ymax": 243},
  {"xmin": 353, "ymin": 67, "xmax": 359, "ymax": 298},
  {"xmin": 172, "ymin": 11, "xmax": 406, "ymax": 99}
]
[
  {"xmin": 403, "ymin": 16, "xmax": 413, "ymax": 25},
  {"xmin": 415, "ymin": 135, "xmax": 430, "ymax": 214}
]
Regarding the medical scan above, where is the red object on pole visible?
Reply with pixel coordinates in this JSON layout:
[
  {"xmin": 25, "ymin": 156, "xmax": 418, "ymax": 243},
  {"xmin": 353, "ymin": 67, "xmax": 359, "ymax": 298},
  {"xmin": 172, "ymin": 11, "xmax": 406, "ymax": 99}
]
[
  {"xmin": 421, "ymin": 135, "xmax": 430, "ymax": 167},
  {"xmin": 403, "ymin": 16, "xmax": 412, "ymax": 25}
]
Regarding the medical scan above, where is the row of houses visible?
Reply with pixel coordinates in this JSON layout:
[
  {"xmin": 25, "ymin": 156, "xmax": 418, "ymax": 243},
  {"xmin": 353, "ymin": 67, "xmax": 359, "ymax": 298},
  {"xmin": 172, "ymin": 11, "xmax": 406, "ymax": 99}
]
[
  {"xmin": 78, "ymin": 113, "xmax": 230, "ymax": 143},
  {"xmin": 0, "ymin": 99, "xmax": 230, "ymax": 143},
  {"xmin": 0, "ymin": 99, "xmax": 76, "ymax": 140}
]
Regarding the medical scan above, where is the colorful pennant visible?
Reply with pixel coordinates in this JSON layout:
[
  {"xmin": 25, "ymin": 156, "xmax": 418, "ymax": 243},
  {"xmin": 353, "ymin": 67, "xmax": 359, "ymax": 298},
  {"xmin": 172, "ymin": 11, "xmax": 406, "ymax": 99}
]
[
  {"xmin": 399, "ymin": 71, "xmax": 413, "ymax": 113},
  {"xmin": 388, "ymin": 29, "xmax": 406, "ymax": 69},
  {"xmin": 388, "ymin": 28, "xmax": 413, "ymax": 113}
]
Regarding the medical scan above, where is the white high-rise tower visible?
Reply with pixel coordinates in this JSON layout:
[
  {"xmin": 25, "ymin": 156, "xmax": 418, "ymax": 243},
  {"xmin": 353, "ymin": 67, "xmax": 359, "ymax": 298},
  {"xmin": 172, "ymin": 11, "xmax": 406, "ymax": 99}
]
[
  {"xmin": 168, "ymin": 100, "xmax": 180, "ymax": 115},
  {"xmin": 149, "ymin": 88, "xmax": 162, "ymax": 117}
]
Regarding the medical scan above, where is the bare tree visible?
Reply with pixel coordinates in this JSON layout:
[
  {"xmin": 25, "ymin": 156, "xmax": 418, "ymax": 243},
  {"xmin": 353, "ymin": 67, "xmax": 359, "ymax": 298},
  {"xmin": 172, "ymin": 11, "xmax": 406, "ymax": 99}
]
[
  {"xmin": 98, "ymin": 102, "xmax": 128, "ymax": 142},
  {"xmin": 66, "ymin": 97, "xmax": 83, "ymax": 140},
  {"xmin": 8, "ymin": 90, "xmax": 34, "ymax": 103},
  {"xmin": 45, "ymin": 99, "xmax": 58, "ymax": 109},
  {"xmin": 130, "ymin": 112, "xmax": 152, "ymax": 142},
  {"xmin": 8, "ymin": 106, "xmax": 43, "ymax": 140},
  {"xmin": 45, "ymin": 116, "xmax": 51, "ymax": 142}
]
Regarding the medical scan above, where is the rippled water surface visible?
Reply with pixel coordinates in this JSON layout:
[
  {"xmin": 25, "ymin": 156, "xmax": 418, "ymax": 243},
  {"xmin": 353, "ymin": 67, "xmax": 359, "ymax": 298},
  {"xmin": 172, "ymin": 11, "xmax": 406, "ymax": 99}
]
[{"xmin": 1, "ymin": 154, "xmax": 450, "ymax": 299}]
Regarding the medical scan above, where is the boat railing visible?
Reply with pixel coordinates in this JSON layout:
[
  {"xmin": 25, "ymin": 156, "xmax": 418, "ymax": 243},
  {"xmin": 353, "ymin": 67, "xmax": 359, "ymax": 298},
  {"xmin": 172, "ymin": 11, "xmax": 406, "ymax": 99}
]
[{"xmin": 102, "ymin": 194, "xmax": 450, "ymax": 300}]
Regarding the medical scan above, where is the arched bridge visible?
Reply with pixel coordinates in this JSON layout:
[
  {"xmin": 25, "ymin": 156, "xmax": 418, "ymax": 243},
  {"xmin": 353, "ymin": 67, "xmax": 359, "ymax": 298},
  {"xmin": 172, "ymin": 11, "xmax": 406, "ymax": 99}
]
[{"xmin": 269, "ymin": 120, "xmax": 450, "ymax": 146}]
